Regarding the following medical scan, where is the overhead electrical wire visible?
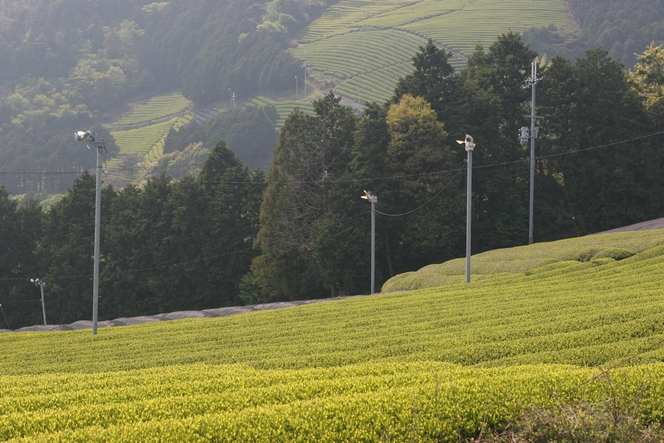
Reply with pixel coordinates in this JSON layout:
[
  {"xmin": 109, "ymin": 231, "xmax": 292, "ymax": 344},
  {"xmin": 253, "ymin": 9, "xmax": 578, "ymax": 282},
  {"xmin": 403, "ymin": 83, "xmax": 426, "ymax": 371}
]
[
  {"xmin": 2, "ymin": 130, "xmax": 662, "ymax": 182},
  {"xmin": 1, "ymin": 130, "xmax": 663, "ymax": 296},
  {"xmin": 376, "ymin": 164, "xmax": 464, "ymax": 217}
]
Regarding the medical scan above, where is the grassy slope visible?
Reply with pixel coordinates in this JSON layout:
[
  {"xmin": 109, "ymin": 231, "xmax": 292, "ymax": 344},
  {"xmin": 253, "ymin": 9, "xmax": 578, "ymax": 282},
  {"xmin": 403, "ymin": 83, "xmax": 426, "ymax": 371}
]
[{"xmin": 2, "ymin": 230, "xmax": 664, "ymax": 441}]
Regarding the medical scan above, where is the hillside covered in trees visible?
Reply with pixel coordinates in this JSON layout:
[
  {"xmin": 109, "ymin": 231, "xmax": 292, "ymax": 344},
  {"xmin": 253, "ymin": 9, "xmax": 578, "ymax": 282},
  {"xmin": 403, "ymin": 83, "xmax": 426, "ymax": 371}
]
[
  {"xmin": 2, "ymin": 33, "xmax": 664, "ymax": 329},
  {"xmin": 0, "ymin": 0, "xmax": 662, "ymax": 200},
  {"xmin": 0, "ymin": 0, "xmax": 330, "ymax": 195}
]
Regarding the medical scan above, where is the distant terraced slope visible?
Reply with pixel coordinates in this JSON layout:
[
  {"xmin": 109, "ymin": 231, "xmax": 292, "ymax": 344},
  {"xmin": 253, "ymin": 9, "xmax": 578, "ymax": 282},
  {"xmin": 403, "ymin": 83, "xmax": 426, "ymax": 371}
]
[
  {"xmin": 107, "ymin": 93, "xmax": 193, "ymax": 164},
  {"xmin": 290, "ymin": 0, "xmax": 573, "ymax": 104}
]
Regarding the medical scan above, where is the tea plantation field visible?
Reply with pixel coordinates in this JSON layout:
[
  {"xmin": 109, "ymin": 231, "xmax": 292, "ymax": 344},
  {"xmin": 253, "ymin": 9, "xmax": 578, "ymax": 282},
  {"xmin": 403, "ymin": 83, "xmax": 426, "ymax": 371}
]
[
  {"xmin": 289, "ymin": 0, "xmax": 574, "ymax": 104},
  {"xmin": 107, "ymin": 92, "xmax": 193, "ymax": 165},
  {"xmin": 2, "ymin": 229, "xmax": 664, "ymax": 441}
]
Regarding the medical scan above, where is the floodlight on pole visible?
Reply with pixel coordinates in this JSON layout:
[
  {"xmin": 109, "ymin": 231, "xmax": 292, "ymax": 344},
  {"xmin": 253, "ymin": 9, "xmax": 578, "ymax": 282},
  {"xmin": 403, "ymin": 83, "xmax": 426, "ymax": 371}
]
[
  {"xmin": 30, "ymin": 278, "xmax": 47, "ymax": 325},
  {"xmin": 361, "ymin": 190, "xmax": 377, "ymax": 294},
  {"xmin": 457, "ymin": 134, "xmax": 475, "ymax": 284},
  {"xmin": 75, "ymin": 130, "xmax": 105, "ymax": 335},
  {"xmin": 295, "ymin": 76, "xmax": 298, "ymax": 100}
]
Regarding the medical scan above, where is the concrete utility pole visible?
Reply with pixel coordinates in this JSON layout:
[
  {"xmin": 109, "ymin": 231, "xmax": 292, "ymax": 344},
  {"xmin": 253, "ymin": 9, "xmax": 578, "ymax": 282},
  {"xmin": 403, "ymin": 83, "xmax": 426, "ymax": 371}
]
[
  {"xmin": 302, "ymin": 50, "xmax": 307, "ymax": 98},
  {"xmin": 75, "ymin": 130, "xmax": 105, "ymax": 335},
  {"xmin": 361, "ymin": 190, "xmax": 377, "ymax": 294},
  {"xmin": 30, "ymin": 278, "xmax": 47, "ymax": 325},
  {"xmin": 521, "ymin": 61, "xmax": 541, "ymax": 245},
  {"xmin": 457, "ymin": 134, "xmax": 475, "ymax": 284}
]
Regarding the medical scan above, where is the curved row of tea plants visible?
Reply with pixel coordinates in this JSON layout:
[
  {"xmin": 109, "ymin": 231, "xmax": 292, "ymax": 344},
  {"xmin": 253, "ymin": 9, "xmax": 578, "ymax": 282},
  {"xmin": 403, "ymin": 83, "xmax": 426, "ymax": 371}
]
[
  {"xmin": 110, "ymin": 116, "xmax": 192, "ymax": 164},
  {"xmin": 290, "ymin": 0, "xmax": 573, "ymax": 104},
  {"xmin": 109, "ymin": 93, "xmax": 192, "ymax": 129},
  {"xmin": 3, "ymin": 362, "xmax": 664, "ymax": 442}
]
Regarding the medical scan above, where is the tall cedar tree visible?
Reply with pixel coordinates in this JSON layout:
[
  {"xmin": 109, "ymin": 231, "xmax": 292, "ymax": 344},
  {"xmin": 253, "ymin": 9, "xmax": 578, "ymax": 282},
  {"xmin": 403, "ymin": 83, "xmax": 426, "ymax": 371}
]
[{"xmin": 251, "ymin": 93, "xmax": 355, "ymax": 301}]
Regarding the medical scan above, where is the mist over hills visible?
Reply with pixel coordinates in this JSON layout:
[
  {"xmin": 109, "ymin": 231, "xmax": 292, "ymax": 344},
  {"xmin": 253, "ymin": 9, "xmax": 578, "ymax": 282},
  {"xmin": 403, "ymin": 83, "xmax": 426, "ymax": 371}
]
[{"xmin": 0, "ymin": 0, "xmax": 661, "ymax": 197}]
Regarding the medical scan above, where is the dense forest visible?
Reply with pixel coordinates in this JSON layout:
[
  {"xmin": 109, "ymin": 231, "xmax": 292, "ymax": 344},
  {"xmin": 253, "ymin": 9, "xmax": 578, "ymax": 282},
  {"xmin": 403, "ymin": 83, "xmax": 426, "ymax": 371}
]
[{"xmin": 2, "ymin": 34, "xmax": 664, "ymax": 328}]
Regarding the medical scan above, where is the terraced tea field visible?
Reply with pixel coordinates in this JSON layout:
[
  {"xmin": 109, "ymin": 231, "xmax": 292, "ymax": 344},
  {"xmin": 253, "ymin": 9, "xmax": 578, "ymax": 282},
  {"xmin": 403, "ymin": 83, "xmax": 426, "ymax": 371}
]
[
  {"xmin": 289, "ymin": 0, "xmax": 574, "ymax": 104},
  {"xmin": 250, "ymin": 96, "xmax": 316, "ymax": 127},
  {"xmin": 110, "ymin": 93, "xmax": 192, "ymax": 130},
  {"xmin": 3, "ymin": 229, "xmax": 664, "ymax": 441},
  {"xmin": 107, "ymin": 93, "xmax": 193, "ymax": 165}
]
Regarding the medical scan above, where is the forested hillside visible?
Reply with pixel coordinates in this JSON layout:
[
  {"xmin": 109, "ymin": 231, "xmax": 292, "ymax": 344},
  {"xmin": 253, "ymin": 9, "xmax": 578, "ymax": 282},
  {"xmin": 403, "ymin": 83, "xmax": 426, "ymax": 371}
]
[
  {"xmin": 1, "ymin": 0, "xmax": 662, "ymax": 199},
  {"xmin": 0, "ymin": 0, "xmax": 329, "ymax": 195},
  {"xmin": 524, "ymin": 0, "xmax": 664, "ymax": 67}
]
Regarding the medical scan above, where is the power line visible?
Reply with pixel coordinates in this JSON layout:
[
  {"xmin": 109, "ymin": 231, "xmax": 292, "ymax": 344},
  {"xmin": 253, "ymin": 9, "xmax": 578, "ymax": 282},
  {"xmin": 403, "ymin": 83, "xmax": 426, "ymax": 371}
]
[
  {"xmin": 537, "ymin": 130, "xmax": 664, "ymax": 160},
  {"xmin": 376, "ymin": 164, "xmax": 464, "ymax": 217},
  {"xmin": 1, "ymin": 130, "xmax": 662, "ymax": 182}
]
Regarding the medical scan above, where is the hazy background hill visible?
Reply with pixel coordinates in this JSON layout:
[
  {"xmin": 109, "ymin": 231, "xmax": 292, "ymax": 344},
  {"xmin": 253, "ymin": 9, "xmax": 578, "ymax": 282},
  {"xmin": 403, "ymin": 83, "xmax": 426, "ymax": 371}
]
[{"xmin": 0, "ymin": 0, "xmax": 662, "ymax": 199}]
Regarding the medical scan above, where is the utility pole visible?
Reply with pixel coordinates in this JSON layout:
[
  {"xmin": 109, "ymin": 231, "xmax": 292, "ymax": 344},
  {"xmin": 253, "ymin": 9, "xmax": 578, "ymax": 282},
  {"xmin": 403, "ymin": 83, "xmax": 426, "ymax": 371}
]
[
  {"xmin": 75, "ymin": 130, "xmax": 105, "ymax": 335},
  {"xmin": 295, "ymin": 76, "xmax": 298, "ymax": 100},
  {"xmin": 30, "ymin": 278, "xmax": 47, "ymax": 325},
  {"xmin": 302, "ymin": 50, "xmax": 307, "ymax": 98},
  {"xmin": 457, "ymin": 134, "xmax": 475, "ymax": 284},
  {"xmin": 521, "ymin": 61, "xmax": 541, "ymax": 245},
  {"xmin": 361, "ymin": 190, "xmax": 377, "ymax": 294}
]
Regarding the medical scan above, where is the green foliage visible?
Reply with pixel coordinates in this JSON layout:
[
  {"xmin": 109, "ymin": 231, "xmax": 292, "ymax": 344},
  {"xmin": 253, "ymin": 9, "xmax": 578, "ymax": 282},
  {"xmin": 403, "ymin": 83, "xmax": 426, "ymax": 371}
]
[
  {"xmin": 0, "ymin": 189, "xmax": 42, "ymax": 328},
  {"xmin": 0, "ymin": 0, "xmax": 317, "ymax": 195},
  {"xmin": 293, "ymin": 0, "xmax": 572, "ymax": 104},
  {"xmin": 392, "ymin": 40, "xmax": 456, "ymax": 119},
  {"xmin": 145, "ymin": 142, "xmax": 211, "ymax": 180},
  {"xmin": 250, "ymin": 96, "xmax": 315, "ymax": 126},
  {"xmin": 524, "ymin": 0, "xmax": 664, "ymax": 68},
  {"xmin": 250, "ymin": 93, "xmax": 356, "ymax": 301},
  {"xmin": 111, "ymin": 119, "xmax": 184, "ymax": 160},
  {"xmin": 1, "ymin": 141, "xmax": 261, "ymax": 327},
  {"xmin": 538, "ymin": 48, "xmax": 662, "ymax": 235},
  {"xmin": 569, "ymin": 0, "xmax": 663, "ymax": 67},
  {"xmin": 97, "ymin": 142, "xmax": 262, "ymax": 320},
  {"xmin": 163, "ymin": 104, "xmax": 279, "ymax": 170},
  {"xmin": 630, "ymin": 43, "xmax": 664, "ymax": 129},
  {"xmin": 481, "ymin": 378, "xmax": 664, "ymax": 442},
  {"xmin": 0, "ymin": 124, "xmax": 119, "ymax": 201}
]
